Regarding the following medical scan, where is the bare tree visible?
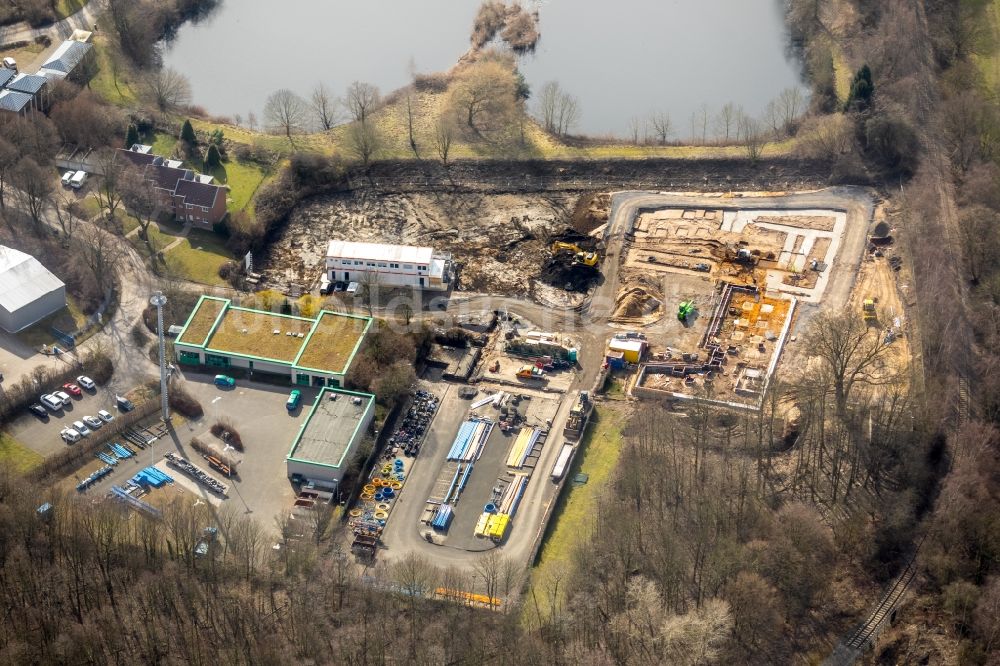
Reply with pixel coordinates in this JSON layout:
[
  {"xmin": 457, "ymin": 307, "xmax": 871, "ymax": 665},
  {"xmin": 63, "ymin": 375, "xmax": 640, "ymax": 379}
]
[
  {"xmin": 448, "ymin": 59, "xmax": 516, "ymax": 134},
  {"xmin": 93, "ymin": 148, "xmax": 126, "ymax": 221},
  {"xmin": 433, "ymin": 115, "xmax": 455, "ymax": 166},
  {"xmin": 714, "ymin": 102, "xmax": 741, "ymax": 143},
  {"xmin": 76, "ymin": 224, "xmax": 126, "ymax": 294},
  {"xmin": 690, "ymin": 103, "xmax": 709, "ymax": 143},
  {"xmin": 345, "ymin": 120, "xmax": 383, "ymax": 167},
  {"xmin": 12, "ymin": 157, "xmax": 52, "ymax": 231},
  {"xmin": 958, "ymin": 205, "xmax": 1000, "ymax": 285},
  {"xmin": 649, "ymin": 110, "xmax": 673, "ymax": 145},
  {"xmin": 246, "ymin": 111, "xmax": 258, "ymax": 132},
  {"xmin": 51, "ymin": 190, "xmax": 82, "ymax": 242},
  {"xmin": 403, "ymin": 92, "xmax": 418, "ymax": 156},
  {"xmin": 233, "ymin": 113, "xmax": 242, "ymax": 128},
  {"xmin": 739, "ymin": 115, "xmax": 769, "ymax": 163},
  {"xmin": 344, "ymin": 81, "xmax": 381, "ymax": 124},
  {"xmin": 143, "ymin": 67, "xmax": 192, "ymax": 112},
  {"xmin": 120, "ymin": 168, "xmax": 159, "ymax": 259},
  {"xmin": 795, "ymin": 114, "xmax": 855, "ymax": 159},
  {"xmin": 775, "ymin": 87, "xmax": 806, "ymax": 132},
  {"xmin": 627, "ymin": 116, "xmax": 642, "ymax": 144},
  {"xmin": 310, "ymin": 82, "xmax": 339, "ymax": 131},
  {"xmin": 535, "ymin": 81, "xmax": 580, "ymax": 136},
  {"xmin": 263, "ymin": 89, "xmax": 308, "ymax": 142},
  {"xmin": 804, "ymin": 309, "xmax": 894, "ymax": 418},
  {"xmin": 0, "ymin": 137, "xmax": 17, "ymax": 208}
]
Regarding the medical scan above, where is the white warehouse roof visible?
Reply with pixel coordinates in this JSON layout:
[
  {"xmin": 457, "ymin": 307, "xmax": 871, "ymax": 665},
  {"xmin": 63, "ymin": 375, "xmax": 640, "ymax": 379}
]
[
  {"xmin": 327, "ymin": 240, "xmax": 433, "ymax": 265},
  {"xmin": 0, "ymin": 246, "xmax": 65, "ymax": 312}
]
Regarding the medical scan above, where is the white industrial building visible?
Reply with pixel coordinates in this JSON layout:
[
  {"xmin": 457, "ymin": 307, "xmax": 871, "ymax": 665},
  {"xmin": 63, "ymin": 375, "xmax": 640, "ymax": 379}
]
[
  {"xmin": 286, "ymin": 387, "xmax": 375, "ymax": 489},
  {"xmin": 0, "ymin": 246, "xmax": 67, "ymax": 333},
  {"xmin": 326, "ymin": 240, "xmax": 452, "ymax": 291}
]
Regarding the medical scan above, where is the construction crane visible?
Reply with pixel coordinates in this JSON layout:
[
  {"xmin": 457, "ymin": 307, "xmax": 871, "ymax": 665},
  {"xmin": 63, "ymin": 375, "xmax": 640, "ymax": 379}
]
[
  {"xmin": 862, "ymin": 298, "xmax": 877, "ymax": 323},
  {"xmin": 551, "ymin": 241, "xmax": 599, "ymax": 268}
]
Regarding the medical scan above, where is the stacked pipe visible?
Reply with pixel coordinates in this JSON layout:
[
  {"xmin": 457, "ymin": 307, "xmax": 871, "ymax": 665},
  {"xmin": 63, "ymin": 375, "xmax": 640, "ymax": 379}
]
[{"xmin": 164, "ymin": 452, "xmax": 227, "ymax": 495}]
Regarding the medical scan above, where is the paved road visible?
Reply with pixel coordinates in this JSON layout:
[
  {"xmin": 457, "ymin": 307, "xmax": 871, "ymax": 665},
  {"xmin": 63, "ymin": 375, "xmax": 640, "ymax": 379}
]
[{"xmin": 0, "ymin": 0, "xmax": 100, "ymax": 48}]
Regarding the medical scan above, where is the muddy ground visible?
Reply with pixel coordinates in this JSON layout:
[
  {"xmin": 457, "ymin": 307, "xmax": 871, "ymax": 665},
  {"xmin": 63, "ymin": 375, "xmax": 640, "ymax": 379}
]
[{"xmin": 264, "ymin": 189, "xmax": 599, "ymax": 303}]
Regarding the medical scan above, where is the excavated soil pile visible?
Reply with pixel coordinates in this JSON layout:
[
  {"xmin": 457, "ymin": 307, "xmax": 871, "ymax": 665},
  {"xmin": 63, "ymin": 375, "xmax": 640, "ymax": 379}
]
[{"xmin": 613, "ymin": 286, "xmax": 662, "ymax": 319}]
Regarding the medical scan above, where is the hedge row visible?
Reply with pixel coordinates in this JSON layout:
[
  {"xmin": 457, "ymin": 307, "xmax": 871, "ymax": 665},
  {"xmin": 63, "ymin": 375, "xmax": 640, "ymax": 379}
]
[{"xmin": 0, "ymin": 351, "xmax": 114, "ymax": 425}]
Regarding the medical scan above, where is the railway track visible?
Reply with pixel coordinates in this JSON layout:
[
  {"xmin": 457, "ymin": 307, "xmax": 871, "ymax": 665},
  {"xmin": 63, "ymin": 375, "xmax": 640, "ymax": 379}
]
[{"xmin": 823, "ymin": 539, "xmax": 923, "ymax": 666}]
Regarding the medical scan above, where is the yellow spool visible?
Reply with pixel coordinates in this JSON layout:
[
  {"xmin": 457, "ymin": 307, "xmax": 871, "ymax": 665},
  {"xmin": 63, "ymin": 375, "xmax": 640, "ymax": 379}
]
[
  {"xmin": 348, "ymin": 508, "xmax": 362, "ymax": 518},
  {"xmin": 363, "ymin": 484, "xmax": 376, "ymax": 493},
  {"xmin": 360, "ymin": 493, "xmax": 374, "ymax": 501},
  {"xmin": 376, "ymin": 502, "xmax": 390, "ymax": 511},
  {"xmin": 391, "ymin": 481, "xmax": 402, "ymax": 490},
  {"xmin": 374, "ymin": 511, "xmax": 388, "ymax": 520}
]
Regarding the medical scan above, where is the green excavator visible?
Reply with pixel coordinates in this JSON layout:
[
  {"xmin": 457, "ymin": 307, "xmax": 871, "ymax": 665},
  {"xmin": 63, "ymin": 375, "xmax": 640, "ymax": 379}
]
[{"xmin": 678, "ymin": 300, "xmax": 695, "ymax": 322}]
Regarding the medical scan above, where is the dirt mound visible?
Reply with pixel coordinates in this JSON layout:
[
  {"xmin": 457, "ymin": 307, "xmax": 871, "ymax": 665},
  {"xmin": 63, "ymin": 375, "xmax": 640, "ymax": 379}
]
[
  {"xmin": 613, "ymin": 286, "xmax": 662, "ymax": 318},
  {"xmin": 570, "ymin": 193, "xmax": 610, "ymax": 233},
  {"xmin": 539, "ymin": 255, "xmax": 599, "ymax": 292}
]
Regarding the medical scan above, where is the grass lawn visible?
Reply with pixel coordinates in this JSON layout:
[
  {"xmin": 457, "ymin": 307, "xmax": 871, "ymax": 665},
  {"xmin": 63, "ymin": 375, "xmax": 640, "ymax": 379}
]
[
  {"xmin": 55, "ymin": 0, "xmax": 85, "ymax": 18},
  {"xmin": 17, "ymin": 297, "xmax": 89, "ymax": 349},
  {"xmin": 150, "ymin": 132, "xmax": 179, "ymax": 159},
  {"xmin": 0, "ymin": 432, "xmax": 42, "ymax": 474},
  {"xmin": 87, "ymin": 36, "xmax": 138, "ymax": 106},
  {"xmin": 525, "ymin": 405, "xmax": 626, "ymax": 623},
  {"xmin": 971, "ymin": 0, "xmax": 1000, "ymax": 96},
  {"xmin": 164, "ymin": 230, "xmax": 234, "ymax": 286},
  {"xmin": 207, "ymin": 307, "xmax": 312, "ymax": 362},
  {"xmin": 128, "ymin": 221, "xmax": 183, "ymax": 254},
  {"xmin": 2, "ymin": 41, "xmax": 44, "ymax": 71}
]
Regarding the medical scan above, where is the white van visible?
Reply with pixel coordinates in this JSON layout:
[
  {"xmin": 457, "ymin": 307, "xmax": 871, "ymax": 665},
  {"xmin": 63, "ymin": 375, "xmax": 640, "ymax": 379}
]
[
  {"xmin": 40, "ymin": 394, "xmax": 63, "ymax": 412},
  {"xmin": 2, "ymin": 57, "xmax": 16, "ymax": 72},
  {"xmin": 60, "ymin": 428, "xmax": 81, "ymax": 443},
  {"xmin": 61, "ymin": 171, "xmax": 74, "ymax": 187},
  {"xmin": 70, "ymin": 171, "xmax": 87, "ymax": 189}
]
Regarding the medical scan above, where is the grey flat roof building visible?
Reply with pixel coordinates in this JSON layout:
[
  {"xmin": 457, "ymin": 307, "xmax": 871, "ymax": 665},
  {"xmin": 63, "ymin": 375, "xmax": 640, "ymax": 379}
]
[{"xmin": 286, "ymin": 387, "xmax": 375, "ymax": 487}]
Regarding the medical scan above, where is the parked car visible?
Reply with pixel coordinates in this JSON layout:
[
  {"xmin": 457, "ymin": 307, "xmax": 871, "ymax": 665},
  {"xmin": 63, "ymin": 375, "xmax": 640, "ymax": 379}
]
[
  {"xmin": 53, "ymin": 390, "xmax": 72, "ymax": 406},
  {"xmin": 62, "ymin": 382, "xmax": 82, "ymax": 397},
  {"xmin": 40, "ymin": 394, "xmax": 63, "ymax": 411},
  {"xmin": 333, "ymin": 281, "xmax": 347, "ymax": 293},
  {"xmin": 346, "ymin": 281, "xmax": 360, "ymax": 295},
  {"xmin": 60, "ymin": 428, "xmax": 81, "ymax": 443},
  {"xmin": 28, "ymin": 403, "xmax": 48, "ymax": 419},
  {"xmin": 70, "ymin": 170, "xmax": 87, "ymax": 189},
  {"xmin": 319, "ymin": 276, "xmax": 332, "ymax": 295},
  {"xmin": 76, "ymin": 375, "xmax": 96, "ymax": 390},
  {"xmin": 116, "ymin": 395, "xmax": 134, "ymax": 412},
  {"xmin": 82, "ymin": 415, "xmax": 102, "ymax": 429},
  {"xmin": 72, "ymin": 420, "xmax": 91, "ymax": 436},
  {"xmin": 214, "ymin": 375, "xmax": 235, "ymax": 388},
  {"xmin": 286, "ymin": 389, "xmax": 302, "ymax": 411},
  {"xmin": 61, "ymin": 170, "xmax": 74, "ymax": 187},
  {"xmin": 97, "ymin": 409, "xmax": 114, "ymax": 423}
]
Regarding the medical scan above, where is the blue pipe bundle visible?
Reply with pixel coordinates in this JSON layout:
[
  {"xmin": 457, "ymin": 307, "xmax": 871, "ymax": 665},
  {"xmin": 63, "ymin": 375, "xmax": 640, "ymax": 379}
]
[
  {"xmin": 96, "ymin": 453, "xmax": 117, "ymax": 466},
  {"xmin": 447, "ymin": 421, "xmax": 478, "ymax": 460},
  {"xmin": 458, "ymin": 463, "xmax": 473, "ymax": 493},
  {"xmin": 432, "ymin": 505, "xmax": 453, "ymax": 529},
  {"xmin": 444, "ymin": 464, "xmax": 462, "ymax": 503},
  {"xmin": 508, "ymin": 477, "xmax": 528, "ymax": 517}
]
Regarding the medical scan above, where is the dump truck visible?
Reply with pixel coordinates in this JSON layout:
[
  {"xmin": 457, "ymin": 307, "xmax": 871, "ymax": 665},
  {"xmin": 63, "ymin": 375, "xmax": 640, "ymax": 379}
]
[
  {"xmin": 862, "ymin": 298, "xmax": 877, "ymax": 323},
  {"xmin": 551, "ymin": 241, "xmax": 599, "ymax": 268},
  {"xmin": 516, "ymin": 364, "xmax": 545, "ymax": 380}
]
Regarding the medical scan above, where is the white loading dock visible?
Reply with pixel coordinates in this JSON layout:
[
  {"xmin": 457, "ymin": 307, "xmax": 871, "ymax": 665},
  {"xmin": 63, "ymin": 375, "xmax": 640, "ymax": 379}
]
[
  {"xmin": 286, "ymin": 387, "xmax": 375, "ymax": 488},
  {"xmin": 326, "ymin": 240, "xmax": 452, "ymax": 291},
  {"xmin": 0, "ymin": 246, "xmax": 67, "ymax": 333}
]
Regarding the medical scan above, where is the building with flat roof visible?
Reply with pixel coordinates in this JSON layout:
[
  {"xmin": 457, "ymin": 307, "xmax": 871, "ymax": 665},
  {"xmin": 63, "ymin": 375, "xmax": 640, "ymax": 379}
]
[
  {"xmin": 174, "ymin": 296, "xmax": 372, "ymax": 387},
  {"xmin": 0, "ymin": 246, "xmax": 66, "ymax": 333},
  {"xmin": 326, "ymin": 240, "xmax": 452, "ymax": 291},
  {"xmin": 286, "ymin": 387, "xmax": 375, "ymax": 487}
]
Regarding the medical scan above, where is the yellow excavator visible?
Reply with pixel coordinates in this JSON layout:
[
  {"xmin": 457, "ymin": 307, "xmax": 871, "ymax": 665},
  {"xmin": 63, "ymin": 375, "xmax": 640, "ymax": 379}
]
[{"xmin": 551, "ymin": 242, "xmax": 599, "ymax": 268}]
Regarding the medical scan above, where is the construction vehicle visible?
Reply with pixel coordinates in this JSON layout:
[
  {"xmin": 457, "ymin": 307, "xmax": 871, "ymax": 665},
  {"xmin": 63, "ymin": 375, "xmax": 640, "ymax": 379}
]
[
  {"xmin": 678, "ymin": 300, "xmax": 695, "ymax": 322},
  {"xmin": 563, "ymin": 391, "xmax": 594, "ymax": 441},
  {"xmin": 516, "ymin": 364, "xmax": 545, "ymax": 380},
  {"xmin": 862, "ymin": 298, "xmax": 877, "ymax": 323},
  {"xmin": 551, "ymin": 241, "xmax": 599, "ymax": 268}
]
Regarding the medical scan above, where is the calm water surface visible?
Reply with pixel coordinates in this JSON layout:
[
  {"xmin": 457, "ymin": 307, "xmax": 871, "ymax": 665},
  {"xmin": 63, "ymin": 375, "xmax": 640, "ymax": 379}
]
[{"xmin": 163, "ymin": 0, "xmax": 803, "ymax": 137}]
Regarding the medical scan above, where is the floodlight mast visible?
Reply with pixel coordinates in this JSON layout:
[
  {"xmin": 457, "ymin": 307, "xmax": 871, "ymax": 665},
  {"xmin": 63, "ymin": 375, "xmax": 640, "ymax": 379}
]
[{"xmin": 150, "ymin": 291, "xmax": 169, "ymax": 422}]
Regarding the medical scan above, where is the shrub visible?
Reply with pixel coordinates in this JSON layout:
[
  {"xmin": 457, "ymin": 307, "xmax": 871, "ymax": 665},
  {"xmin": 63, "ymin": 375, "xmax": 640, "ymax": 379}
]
[
  {"xmin": 0, "ymin": 349, "xmax": 114, "ymax": 424},
  {"xmin": 168, "ymin": 384, "xmax": 204, "ymax": 419},
  {"xmin": 131, "ymin": 322, "xmax": 149, "ymax": 346},
  {"xmin": 180, "ymin": 119, "xmax": 197, "ymax": 145},
  {"xmin": 190, "ymin": 436, "xmax": 238, "ymax": 470},
  {"xmin": 217, "ymin": 261, "xmax": 236, "ymax": 281},
  {"xmin": 210, "ymin": 419, "xmax": 243, "ymax": 451}
]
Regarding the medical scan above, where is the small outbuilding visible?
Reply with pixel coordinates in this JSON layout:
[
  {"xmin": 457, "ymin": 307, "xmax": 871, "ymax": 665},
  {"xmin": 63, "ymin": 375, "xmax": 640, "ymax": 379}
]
[{"xmin": 0, "ymin": 246, "xmax": 66, "ymax": 333}]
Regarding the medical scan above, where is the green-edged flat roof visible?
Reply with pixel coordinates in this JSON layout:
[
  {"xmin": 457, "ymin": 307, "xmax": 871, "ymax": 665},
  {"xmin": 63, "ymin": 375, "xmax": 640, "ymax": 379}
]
[
  {"xmin": 287, "ymin": 387, "xmax": 373, "ymax": 470},
  {"xmin": 175, "ymin": 297, "xmax": 371, "ymax": 374},
  {"xmin": 295, "ymin": 310, "xmax": 371, "ymax": 375},
  {"xmin": 177, "ymin": 297, "xmax": 226, "ymax": 347}
]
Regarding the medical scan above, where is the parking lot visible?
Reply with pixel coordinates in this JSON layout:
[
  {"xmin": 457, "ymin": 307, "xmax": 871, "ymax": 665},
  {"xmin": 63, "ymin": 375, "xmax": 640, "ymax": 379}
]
[
  {"xmin": 59, "ymin": 371, "xmax": 315, "ymax": 523},
  {"xmin": 8, "ymin": 376, "xmax": 131, "ymax": 458}
]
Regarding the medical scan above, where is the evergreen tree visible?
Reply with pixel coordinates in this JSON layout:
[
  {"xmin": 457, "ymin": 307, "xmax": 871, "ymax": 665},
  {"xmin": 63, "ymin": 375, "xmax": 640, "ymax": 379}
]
[
  {"xmin": 204, "ymin": 144, "xmax": 221, "ymax": 169},
  {"xmin": 180, "ymin": 119, "xmax": 197, "ymax": 145},
  {"xmin": 846, "ymin": 64, "xmax": 874, "ymax": 111},
  {"xmin": 124, "ymin": 123, "xmax": 139, "ymax": 149}
]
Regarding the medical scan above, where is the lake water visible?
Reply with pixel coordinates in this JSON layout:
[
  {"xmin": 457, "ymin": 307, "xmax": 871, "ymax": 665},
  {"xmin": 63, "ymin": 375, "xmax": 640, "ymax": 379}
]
[{"xmin": 162, "ymin": 0, "xmax": 803, "ymax": 138}]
